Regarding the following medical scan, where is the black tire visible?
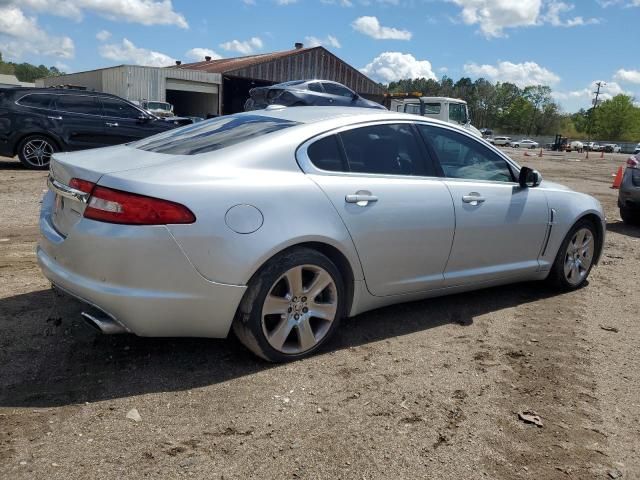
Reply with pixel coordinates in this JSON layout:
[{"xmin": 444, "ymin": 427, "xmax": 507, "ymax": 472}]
[
  {"xmin": 620, "ymin": 207, "xmax": 639, "ymax": 225},
  {"xmin": 547, "ymin": 219, "xmax": 599, "ymax": 291},
  {"xmin": 17, "ymin": 134, "xmax": 58, "ymax": 170},
  {"xmin": 232, "ymin": 247, "xmax": 346, "ymax": 362}
]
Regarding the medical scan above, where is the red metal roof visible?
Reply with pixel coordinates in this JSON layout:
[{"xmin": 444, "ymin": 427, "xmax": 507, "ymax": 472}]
[{"xmin": 176, "ymin": 47, "xmax": 315, "ymax": 74}]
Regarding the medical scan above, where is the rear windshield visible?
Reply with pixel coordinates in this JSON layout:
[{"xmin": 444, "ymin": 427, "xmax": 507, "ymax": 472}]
[{"xmin": 132, "ymin": 114, "xmax": 299, "ymax": 155}]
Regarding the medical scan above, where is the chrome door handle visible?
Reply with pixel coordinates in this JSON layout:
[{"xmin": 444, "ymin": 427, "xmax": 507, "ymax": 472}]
[
  {"xmin": 105, "ymin": 122, "xmax": 119, "ymax": 127},
  {"xmin": 48, "ymin": 115, "xmax": 62, "ymax": 120},
  {"xmin": 462, "ymin": 193, "xmax": 486, "ymax": 205},
  {"xmin": 345, "ymin": 193, "xmax": 378, "ymax": 206}
]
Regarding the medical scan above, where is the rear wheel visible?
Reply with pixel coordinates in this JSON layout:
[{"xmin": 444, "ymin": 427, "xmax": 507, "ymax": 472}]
[
  {"xmin": 620, "ymin": 206, "xmax": 639, "ymax": 225},
  {"xmin": 233, "ymin": 248, "xmax": 345, "ymax": 362},
  {"xmin": 547, "ymin": 220, "xmax": 597, "ymax": 290},
  {"xmin": 17, "ymin": 134, "xmax": 57, "ymax": 170}
]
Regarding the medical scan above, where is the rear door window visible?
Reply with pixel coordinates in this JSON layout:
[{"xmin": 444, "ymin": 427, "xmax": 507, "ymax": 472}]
[
  {"xmin": 307, "ymin": 135, "xmax": 345, "ymax": 172},
  {"xmin": 132, "ymin": 114, "xmax": 299, "ymax": 155},
  {"xmin": 322, "ymin": 83, "xmax": 353, "ymax": 98},
  {"xmin": 339, "ymin": 123, "xmax": 431, "ymax": 176},
  {"xmin": 17, "ymin": 93, "xmax": 56, "ymax": 110},
  {"xmin": 55, "ymin": 95, "xmax": 102, "ymax": 116},
  {"xmin": 308, "ymin": 82, "xmax": 324, "ymax": 93}
]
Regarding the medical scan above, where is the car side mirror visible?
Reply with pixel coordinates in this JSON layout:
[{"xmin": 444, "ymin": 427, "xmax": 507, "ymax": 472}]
[
  {"xmin": 138, "ymin": 114, "xmax": 151, "ymax": 123},
  {"xmin": 518, "ymin": 166, "xmax": 542, "ymax": 188},
  {"xmin": 352, "ymin": 92, "xmax": 359, "ymax": 100}
]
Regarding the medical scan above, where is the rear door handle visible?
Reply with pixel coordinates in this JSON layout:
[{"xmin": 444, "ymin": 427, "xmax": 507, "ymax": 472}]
[
  {"xmin": 462, "ymin": 193, "xmax": 486, "ymax": 205},
  {"xmin": 345, "ymin": 193, "xmax": 378, "ymax": 206},
  {"xmin": 105, "ymin": 122, "xmax": 119, "ymax": 127},
  {"xmin": 47, "ymin": 116, "xmax": 62, "ymax": 120}
]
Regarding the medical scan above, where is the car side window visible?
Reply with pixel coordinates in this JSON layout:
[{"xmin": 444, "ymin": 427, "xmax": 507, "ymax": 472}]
[
  {"xmin": 55, "ymin": 95, "xmax": 102, "ymax": 116},
  {"xmin": 449, "ymin": 103, "xmax": 468, "ymax": 124},
  {"xmin": 307, "ymin": 135, "xmax": 345, "ymax": 172},
  {"xmin": 339, "ymin": 124, "xmax": 429, "ymax": 176},
  {"xmin": 322, "ymin": 83, "xmax": 353, "ymax": 98},
  {"xmin": 17, "ymin": 94, "xmax": 55, "ymax": 110},
  {"xmin": 308, "ymin": 82, "xmax": 324, "ymax": 93},
  {"xmin": 101, "ymin": 97, "xmax": 142, "ymax": 119},
  {"xmin": 418, "ymin": 124, "xmax": 514, "ymax": 182}
]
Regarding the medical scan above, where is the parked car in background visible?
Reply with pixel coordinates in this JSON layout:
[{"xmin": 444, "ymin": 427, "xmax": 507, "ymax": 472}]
[
  {"xmin": 568, "ymin": 140, "xmax": 584, "ymax": 152},
  {"xmin": 603, "ymin": 144, "xmax": 621, "ymax": 153},
  {"xmin": 619, "ymin": 153, "xmax": 640, "ymax": 224},
  {"xmin": 244, "ymin": 80, "xmax": 385, "ymax": 111},
  {"xmin": 140, "ymin": 100, "xmax": 174, "ymax": 118},
  {"xmin": 634, "ymin": 143, "xmax": 640, "ymax": 154},
  {"xmin": 584, "ymin": 142, "xmax": 602, "ymax": 152},
  {"xmin": 39, "ymin": 106, "xmax": 605, "ymax": 362},
  {"xmin": 0, "ymin": 87, "xmax": 181, "ymax": 169},
  {"xmin": 490, "ymin": 136, "xmax": 512, "ymax": 146},
  {"xmin": 511, "ymin": 139, "xmax": 539, "ymax": 149}
]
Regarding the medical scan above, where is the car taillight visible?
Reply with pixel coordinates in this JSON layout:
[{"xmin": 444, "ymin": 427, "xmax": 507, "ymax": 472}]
[
  {"xmin": 69, "ymin": 178, "xmax": 96, "ymax": 194},
  {"xmin": 627, "ymin": 157, "xmax": 639, "ymax": 169},
  {"xmin": 76, "ymin": 182, "xmax": 195, "ymax": 225}
]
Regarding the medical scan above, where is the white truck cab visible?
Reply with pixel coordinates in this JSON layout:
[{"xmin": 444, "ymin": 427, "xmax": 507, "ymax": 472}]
[{"xmin": 389, "ymin": 96, "xmax": 482, "ymax": 137}]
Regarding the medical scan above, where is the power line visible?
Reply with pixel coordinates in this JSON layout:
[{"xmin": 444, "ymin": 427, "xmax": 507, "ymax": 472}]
[{"xmin": 587, "ymin": 81, "xmax": 605, "ymax": 141}]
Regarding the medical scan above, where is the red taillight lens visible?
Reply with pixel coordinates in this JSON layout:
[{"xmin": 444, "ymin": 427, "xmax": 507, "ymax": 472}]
[
  {"xmin": 83, "ymin": 185, "xmax": 195, "ymax": 225},
  {"xmin": 627, "ymin": 157, "xmax": 639, "ymax": 169},
  {"xmin": 69, "ymin": 178, "xmax": 96, "ymax": 194}
]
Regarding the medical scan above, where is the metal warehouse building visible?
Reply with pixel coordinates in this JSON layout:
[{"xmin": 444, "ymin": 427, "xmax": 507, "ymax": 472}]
[
  {"xmin": 36, "ymin": 44, "xmax": 383, "ymax": 115},
  {"xmin": 37, "ymin": 66, "xmax": 221, "ymax": 117},
  {"xmin": 178, "ymin": 43, "xmax": 385, "ymax": 114}
]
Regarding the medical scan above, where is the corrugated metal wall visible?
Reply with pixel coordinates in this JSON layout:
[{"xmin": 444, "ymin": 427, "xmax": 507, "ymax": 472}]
[
  {"xmin": 227, "ymin": 49, "xmax": 383, "ymax": 96},
  {"xmin": 40, "ymin": 69, "xmax": 104, "ymax": 91}
]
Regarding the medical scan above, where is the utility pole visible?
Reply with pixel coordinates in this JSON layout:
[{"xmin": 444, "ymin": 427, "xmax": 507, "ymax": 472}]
[{"xmin": 587, "ymin": 81, "xmax": 604, "ymax": 141}]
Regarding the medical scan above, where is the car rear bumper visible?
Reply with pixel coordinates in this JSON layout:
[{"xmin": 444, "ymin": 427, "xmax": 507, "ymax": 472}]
[
  {"xmin": 37, "ymin": 194, "xmax": 247, "ymax": 338},
  {"xmin": 619, "ymin": 169, "xmax": 640, "ymax": 209}
]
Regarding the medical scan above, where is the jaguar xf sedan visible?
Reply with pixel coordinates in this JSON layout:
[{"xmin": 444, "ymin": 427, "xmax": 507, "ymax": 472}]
[{"xmin": 39, "ymin": 106, "xmax": 605, "ymax": 362}]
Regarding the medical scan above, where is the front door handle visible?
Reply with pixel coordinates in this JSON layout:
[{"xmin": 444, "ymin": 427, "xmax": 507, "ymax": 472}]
[
  {"xmin": 462, "ymin": 193, "xmax": 486, "ymax": 205},
  {"xmin": 345, "ymin": 192, "xmax": 378, "ymax": 206},
  {"xmin": 47, "ymin": 115, "xmax": 63, "ymax": 120},
  {"xmin": 105, "ymin": 122, "xmax": 119, "ymax": 127}
]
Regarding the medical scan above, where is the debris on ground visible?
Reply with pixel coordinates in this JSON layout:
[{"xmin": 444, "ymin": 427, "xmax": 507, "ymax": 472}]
[
  {"xmin": 126, "ymin": 408, "xmax": 142, "ymax": 422},
  {"xmin": 599, "ymin": 325, "xmax": 619, "ymax": 333},
  {"xmin": 518, "ymin": 411, "xmax": 543, "ymax": 427}
]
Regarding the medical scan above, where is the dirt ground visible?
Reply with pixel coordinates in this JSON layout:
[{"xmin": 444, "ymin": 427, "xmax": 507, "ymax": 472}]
[{"xmin": 0, "ymin": 148, "xmax": 639, "ymax": 480}]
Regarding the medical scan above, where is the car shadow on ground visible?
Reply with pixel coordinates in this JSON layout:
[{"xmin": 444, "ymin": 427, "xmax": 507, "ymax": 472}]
[
  {"xmin": 0, "ymin": 157, "xmax": 25, "ymax": 170},
  {"xmin": 0, "ymin": 282, "xmax": 560, "ymax": 408},
  {"xmin": 607, "ymin": 220, "xmax": 640, "ymax": 239}
]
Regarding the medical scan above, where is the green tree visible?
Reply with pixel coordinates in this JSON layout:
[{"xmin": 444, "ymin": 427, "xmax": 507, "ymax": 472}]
[{"xmin": 592, "ymin": 95, "xmax": 640, "ymax": 141}]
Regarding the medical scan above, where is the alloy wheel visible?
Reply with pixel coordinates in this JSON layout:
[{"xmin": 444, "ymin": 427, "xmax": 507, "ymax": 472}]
[
  {"xmin": 563, "ymin": 227, "xmax": 594, "ymax": 286},
  {"xmin": 261, "ymin": 264, "xmax": 338, "ymax": 355},
  {"xmin": 22, "ymin": 139, "xmax": 54, "ymax": 168}
]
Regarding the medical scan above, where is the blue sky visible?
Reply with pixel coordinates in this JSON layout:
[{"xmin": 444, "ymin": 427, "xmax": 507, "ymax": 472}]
[{"xmin": 1, "ymin": 0, "xmax": 639, "ymax": 112}]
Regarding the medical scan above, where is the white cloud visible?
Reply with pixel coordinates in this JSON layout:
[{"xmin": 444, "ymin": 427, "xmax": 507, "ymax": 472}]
[
  {"xmin": 553, "ymin": 81, "xmax": 627, "ymax": 104},
  {"xmin": 351, "ymin": 16, "xmax": 412, "ymax": 40},
  {"xmin": 0, "ymin": 5, "xmax": 74, "ymax": 59},
  {"xmin": 320, "ymin": 0, "xmax": 353, "ymax": 6},
  {"xmin": 185, "ymin": 48, "xmax": 223, "ymax": 62},
  {"xmin": 360, "ymin": 52, "xmax": 436, "ymax": 83},
  {"xmin": 463, "ymin": 61, "xmax": 560, "ymax": 87},
  {"xmin": 614, "ymin": 69, "xmax": 640, "ymax": 84},
  {"xmin": 96, "ymin": 30, "xmax": 111, "ymax": 41},
  {"xmin": 449, "ymin": 0, "xmax": 598, "ymax": 38},
  {"xmin": 14, "ymin": 0, "xmax": 188, "ymax": 28},
  {"xmin": 304, "ymin": 35, "xmax": 341, "ymax": 48},
  {"xmin": 276, "ymin": 0, "xmax": 297, "ymax": 4},
  {"xmin": 219, "ymin": 37, "xmax": 263, "ymax": 54},
  {"xmin": 99, "ymin": 38, "xmax": 175, "ymax": 67}
]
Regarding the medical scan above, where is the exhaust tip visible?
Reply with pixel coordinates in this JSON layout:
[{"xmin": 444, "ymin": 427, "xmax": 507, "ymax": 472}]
[{"xmin": 81, "ymin": 311, "xmax": 128, "ymax": 335}]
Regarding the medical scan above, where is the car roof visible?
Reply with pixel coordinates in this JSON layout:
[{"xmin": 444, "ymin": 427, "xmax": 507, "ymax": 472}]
[{"xmin": 8, "ymin": 87, "xmax": 122, "ymax": 99}]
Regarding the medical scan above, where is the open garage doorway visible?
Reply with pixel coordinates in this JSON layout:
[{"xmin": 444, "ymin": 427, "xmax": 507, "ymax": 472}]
[{"xmin": 165, "ymin": 78, "xmax": 219, "ymax": 118}]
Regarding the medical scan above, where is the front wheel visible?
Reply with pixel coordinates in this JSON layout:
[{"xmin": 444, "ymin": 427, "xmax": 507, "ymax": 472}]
[
  {"xmin": 17, "ymin": 134, "xmax": 58, "ymax": 170},
  {"xmin": 547, "ymin": 220, "xmax": 598, "ymax": 290},
  {"xmin": 233, "ymin": 248, "xmax": 345, "ymax": 362}
]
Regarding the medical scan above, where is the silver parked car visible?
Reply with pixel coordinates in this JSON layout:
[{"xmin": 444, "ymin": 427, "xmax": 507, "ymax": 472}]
[
  {"xmin": 619, "ymin": 153, "xmax": 640, "ymax": 224},
  {"xmin": 39, "ymin": 107, "xmax": 605, "ymax": 362}
]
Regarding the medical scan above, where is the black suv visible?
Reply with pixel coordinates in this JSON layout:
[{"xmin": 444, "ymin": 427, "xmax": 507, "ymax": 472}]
[{"xmin": 0, "ymin": 88, "xmax": 181, "ymax": 169}]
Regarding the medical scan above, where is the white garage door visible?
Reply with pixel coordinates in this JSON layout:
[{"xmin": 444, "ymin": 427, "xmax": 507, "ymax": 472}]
[{"xmin": 165, "ymin": 79, "xmax": 219, "ymax": 94}]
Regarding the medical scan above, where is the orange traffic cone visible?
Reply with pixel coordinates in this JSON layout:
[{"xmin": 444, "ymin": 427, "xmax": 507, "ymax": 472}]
[
  {"xmin": 585, "ymin": 150, "xmax": 589, "ymax": 159},
  {"xmin": 600, "ymin": 151, "xmax": 604, "ymax": 159},
  {"xmin": 538, "ymin": 148, "xmax": 543, "ymax": 157},
  {"xmin": 611, "ymin": 166, "xmax": 623, "ymax": 189}
]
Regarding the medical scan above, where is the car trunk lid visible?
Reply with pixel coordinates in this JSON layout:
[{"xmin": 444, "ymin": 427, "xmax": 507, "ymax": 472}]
[{"xmin": 48, "ymin": 145, "xmax": 182, "ymax": 236}]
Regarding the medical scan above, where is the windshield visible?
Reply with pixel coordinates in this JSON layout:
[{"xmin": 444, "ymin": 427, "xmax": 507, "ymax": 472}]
[{"xmin": 131, "ymin": 114, "xmax": 300, "ymax": 155}]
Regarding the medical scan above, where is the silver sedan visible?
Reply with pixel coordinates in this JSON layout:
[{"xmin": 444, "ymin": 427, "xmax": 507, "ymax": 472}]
[{"xmin": 39, "ymin": 107, "xmax": 605, "ymax": 362}]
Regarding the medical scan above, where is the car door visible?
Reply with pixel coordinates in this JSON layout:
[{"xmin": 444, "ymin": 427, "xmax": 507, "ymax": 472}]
[
  {"xmin": 99, "ymin": 96, "xmax": 168, "ymax": 145},
  {"xmin": 52, "ymin": 94, "xmax": 106, "ymax": 150},
  {"xmin": 417, "ymin": 124, "xmax": 549, "ymax": 286},
  {"xmin": 298, "ymin": 122, "xmax": 455, "ymax": 296},
  {"xmin": 306, "ymin": 82, "xmax": 333, "ymax": 106},
  {"xmin": 321, "ymin": 82, "xmax": 356, "ymax": 107}
]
